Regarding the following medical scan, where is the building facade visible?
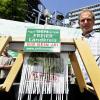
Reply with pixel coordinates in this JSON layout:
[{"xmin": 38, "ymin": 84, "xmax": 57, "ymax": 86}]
[{"xmin": 67, "ymin": 3, "xmax": 100, "ymax": 32}]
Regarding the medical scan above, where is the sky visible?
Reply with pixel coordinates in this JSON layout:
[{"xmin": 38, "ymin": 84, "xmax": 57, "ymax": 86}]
[{"xmin": 41, "ymin": 0, "xmax": 100, "ymax": 16}]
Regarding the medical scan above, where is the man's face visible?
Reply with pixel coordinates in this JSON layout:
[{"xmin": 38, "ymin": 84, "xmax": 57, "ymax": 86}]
[{"xmin": 79, "ymin": 11, "xmax": 94, "ymax": 35}]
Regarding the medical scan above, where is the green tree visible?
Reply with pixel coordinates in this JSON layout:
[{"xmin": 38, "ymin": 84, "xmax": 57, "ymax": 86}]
[{"xmin": 0, "ymin": 0, "xmax": 27, "ymax": 21}]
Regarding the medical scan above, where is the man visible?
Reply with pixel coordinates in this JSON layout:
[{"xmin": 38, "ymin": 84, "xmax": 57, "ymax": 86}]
[
  {"xmin": 0, "ymin": 48, "xmax": 13, "ymax": 84},
  {"xmin": 77, "ymin": 9, "xmax": 100, "ymax": 83},
  {"xmin": 79, "ymin": 9, "xmax": 95, "ymax": 36}
]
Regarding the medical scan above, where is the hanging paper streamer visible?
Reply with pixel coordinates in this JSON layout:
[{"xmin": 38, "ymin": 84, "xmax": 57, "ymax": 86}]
[{"xmin": 18, "ymin": 53, "xmax": 68, "ymax": 100}]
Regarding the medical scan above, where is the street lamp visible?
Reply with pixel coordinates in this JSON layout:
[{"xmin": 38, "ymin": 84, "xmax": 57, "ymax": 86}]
[{"xmin": 43, "ymin": 9, "xmax": 50, "ymax": 24}]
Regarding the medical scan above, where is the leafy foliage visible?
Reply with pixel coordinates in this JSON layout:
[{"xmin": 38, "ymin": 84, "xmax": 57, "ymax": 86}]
[{"xmin": 0, "ymin": 0, "xmax": 27, "ymax": 21}]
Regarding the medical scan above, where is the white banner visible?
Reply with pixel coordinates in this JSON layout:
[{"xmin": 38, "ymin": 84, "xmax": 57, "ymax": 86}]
[{"xmin": 18, "ymin": 53, "xmax": 69, "ymax": 100}]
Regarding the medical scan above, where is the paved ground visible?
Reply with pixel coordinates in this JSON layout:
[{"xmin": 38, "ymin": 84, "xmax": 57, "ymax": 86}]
[
  {"xmin": 68, "ymin": 84, "xmax": 98, "ymax": 100},
  {"xmin": 0, "ymin": 84, "xmax": 98, "ymax": 100}
]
